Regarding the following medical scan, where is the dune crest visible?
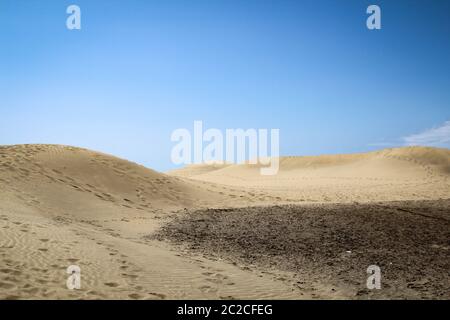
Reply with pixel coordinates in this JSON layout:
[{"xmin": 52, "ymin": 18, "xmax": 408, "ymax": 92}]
[
  {"xmin": 170, "ymin": 146, "xmax": 450, "ymax": 176},
  {"xmin": 0, "ymin": 144, "xmax": 225, "ymax": 216},
  {"xmin": 168, "ymin": 146, "xmax": 450, "ymax": 203}
]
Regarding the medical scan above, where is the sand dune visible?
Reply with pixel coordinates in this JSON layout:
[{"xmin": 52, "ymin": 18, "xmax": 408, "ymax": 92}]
[
  {"xmin": 0, "ymin": 144, "xmax": 449, "ymax": 299},
  {"xmin": 168, "ymin": 146, "xmax": 450, "ymax": 203},
  {"xmin": 0, "ymin": 144, "xmax": 298, "ymax": 299},
  {"xmin": 0, "ymin": 144, "xmax": 225, "ymax": 214}
]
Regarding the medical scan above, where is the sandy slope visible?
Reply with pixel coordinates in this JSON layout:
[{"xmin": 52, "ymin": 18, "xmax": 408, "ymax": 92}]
[
  {"xmin": 0, "ymin": 144, "xmax": 449, "ymax": 299},
  {"xmin": 168, "ymin": 146, "xmax": 450, "ymax": 203},
  {"xmin": 0, "ymin": 145, "xmax": 297, "ymax": 299}
]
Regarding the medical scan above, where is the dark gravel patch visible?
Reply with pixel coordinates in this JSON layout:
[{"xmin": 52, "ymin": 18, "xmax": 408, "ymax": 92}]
[{"xmin": 152, "ymin": 200, "xmax": 450, "ymax": 299}]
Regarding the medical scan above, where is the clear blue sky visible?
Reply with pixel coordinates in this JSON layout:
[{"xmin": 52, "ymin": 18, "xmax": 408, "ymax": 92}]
[{"xmin": 1, "ymin": 0, "xmax": 449, "ymax": 171}]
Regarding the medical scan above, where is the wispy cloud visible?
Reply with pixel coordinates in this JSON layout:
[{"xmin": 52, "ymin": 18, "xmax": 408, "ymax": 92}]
[
  {"xmin": 402, "ymin": 121, "xmax": 450, "ymax": 147},
  {"xmin": 369, "ymin": 120, "xmax": 450, "ymax": 149}
]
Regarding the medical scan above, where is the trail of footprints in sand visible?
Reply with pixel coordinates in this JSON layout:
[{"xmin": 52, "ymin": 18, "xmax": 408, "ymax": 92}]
[
  {"xmin": 94, "ymin": 239, "xmax": 167, "ymax": 300},
  {"xmin": 0, "ymin": 145, "xmax": 182, "ymax": 211},
  {"xmin": 72, "ymin": 221, "xmax": 167, "ymax": 300},
  {"xmin": 171, "ymin": 250, "xmax": 245, "ymax": 299},
  {"xmin": 0, "ymin": 214, "xmax": 67, "ymax": 298},
  {"xmin": 193, "ymin": 180, "xmax": 280, "ymax": 203},
  {"xmin": 0, "ymin": 147, "xmax": 171, "ymax": 298},
  {"xmin": 74, "ymin": 154, "xmax": 193, "ymax": 209},
  {"xmin": 381, "ymin": 152, "xmax": 445, "ymax": 180},
  {"xmin": 3, "ymin": 145, "xmax": 296, "ymax": 207},
  {"xmin": 65, "ymin": 217, "xmax": 169, "ymax": 300},
  {"xmin": 0, "ymin": 211, "xmax": 167, "ymax": 299}
]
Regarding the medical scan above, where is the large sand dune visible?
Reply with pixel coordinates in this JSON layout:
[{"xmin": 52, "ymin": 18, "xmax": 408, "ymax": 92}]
[
  {"xmin": 0, "ymin": 144, "xmax": 225, "ymax": 214},
  {"xmin": 168, "ymin": 146, "xmax": 450, "ymax": 203},
  {"xmin": 0, "ymin": 145, "xmax": 297, "ymax": 299},
  {"xmin": 0, "ymin": 144, "xmax": 449, "ymax": 299}
]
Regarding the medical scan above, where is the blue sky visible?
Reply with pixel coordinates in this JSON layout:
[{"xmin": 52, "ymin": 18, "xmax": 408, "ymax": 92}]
[{"xmin": 1, "ymin": 0, "xmax": 449, "ymax": 171}]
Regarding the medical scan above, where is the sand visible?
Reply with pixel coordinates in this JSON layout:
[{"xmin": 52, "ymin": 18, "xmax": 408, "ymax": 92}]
[
  {"xmin": 168, "ymin": 147, "xmax": 450, "ymax": 203},
  {"xmin": 0, "ymin": 144, "xmax": 449, "ymax": 299}
]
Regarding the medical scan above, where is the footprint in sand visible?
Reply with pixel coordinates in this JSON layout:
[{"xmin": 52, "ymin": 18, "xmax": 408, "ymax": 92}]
[
  {"xmin": 104, "ymin": 282, "xmax": 120, "ymax": 287},
  {"xmin": 199, "ymin": 285, "xmax": 217, "ymax": 293},
  {"xmin": 148, "ymin": 292, "xmax": 166, "ymax": 299}
]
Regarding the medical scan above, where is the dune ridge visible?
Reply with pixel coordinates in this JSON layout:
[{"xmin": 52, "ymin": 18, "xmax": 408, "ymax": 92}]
[
  {"xmin": 168, "ymin": 146, "xmax": 450, "ymax": 203},
  {"xmin": 169, "ymin": 146, "xmax": 450, "ymax": 177}
]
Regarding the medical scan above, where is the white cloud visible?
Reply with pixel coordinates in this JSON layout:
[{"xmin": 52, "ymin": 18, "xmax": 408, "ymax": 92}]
[
  {"xmin": 369, "ymin": 120, "xmax": 450, "ymax": 149},
  {"xmin": 402, "ymin": 121, "xmax": 450, "ymax": 147}
]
